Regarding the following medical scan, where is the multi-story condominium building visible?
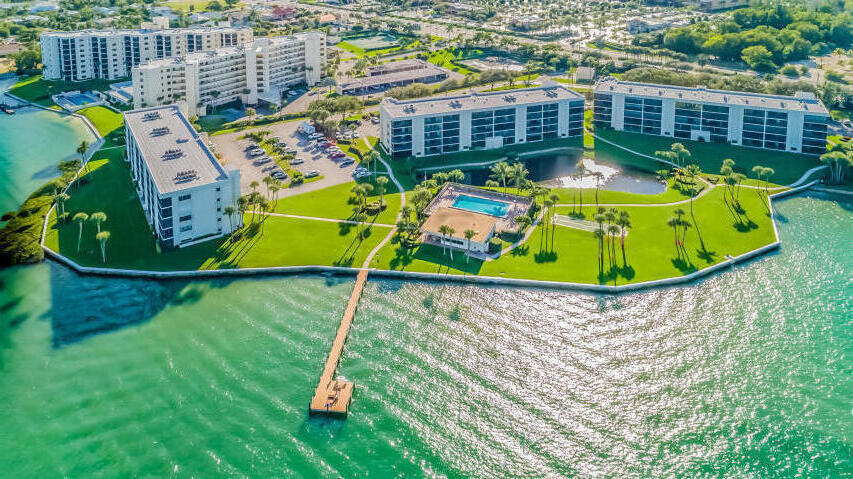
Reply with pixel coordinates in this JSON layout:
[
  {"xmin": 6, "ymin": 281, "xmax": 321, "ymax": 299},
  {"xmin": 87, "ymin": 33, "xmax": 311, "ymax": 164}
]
[
  {"xmin": 380, "ymin": 84, "xmax": 585, "ymax": 158},
  {"xmin": 133, "ymin": 31, "xmax": 326, "ymax": 116},
  {"xmin": 123, "ymin": 105, "xmax": 241, "ymax": 248},
  {"xmin": 593, "ymin": 78, "xmax": 829, "ymax": 155},
  {"xmin": 40, "ymin": 26, "xmax": 254, "ymax": 82}
]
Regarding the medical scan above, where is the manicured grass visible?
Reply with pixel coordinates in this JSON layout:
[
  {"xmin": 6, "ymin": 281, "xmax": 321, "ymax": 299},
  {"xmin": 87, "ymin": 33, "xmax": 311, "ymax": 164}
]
[
  {"xmin": 370, "ymin": 186, "xmax": 776, "ymax": 285},
  {"xmin": 273, "ymin": 180, "xmax": 402, "ymax": 225},
  {"xmin": 9, "ymin": 75, "xmax": 115, "ymax": 107},
  {"xmin": 77, "ymin": 106, "xmax": 123, "ymax": 136},
  {"xmin": 44, "ymin": 152, "xmax": 388, "ymax": 270},
  {"xmin": 427, "ymin": 49, "xmax": 477, "ymax": 75},
  {"xmin": 594, "ymin": 128, "xmax": 820, "ymax": 186}
]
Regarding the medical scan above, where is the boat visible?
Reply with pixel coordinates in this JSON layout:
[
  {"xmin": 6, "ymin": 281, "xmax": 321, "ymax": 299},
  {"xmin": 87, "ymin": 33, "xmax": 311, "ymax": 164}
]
[{"xmin": 0, "ymin": 104, "xmax": 14, "ymax": 114}]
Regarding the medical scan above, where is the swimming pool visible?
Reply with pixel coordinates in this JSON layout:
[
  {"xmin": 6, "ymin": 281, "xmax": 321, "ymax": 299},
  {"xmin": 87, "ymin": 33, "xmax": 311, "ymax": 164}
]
[{"xmin": 452, "ymin": 194, "xmax": 510, "ymax": 217}]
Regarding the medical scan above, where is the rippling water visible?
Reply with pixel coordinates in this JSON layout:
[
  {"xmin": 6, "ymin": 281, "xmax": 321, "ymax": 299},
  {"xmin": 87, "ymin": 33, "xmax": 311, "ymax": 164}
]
[{"xmin": 0, "ymin": 193, "xmax": 850, "ymax": 477}]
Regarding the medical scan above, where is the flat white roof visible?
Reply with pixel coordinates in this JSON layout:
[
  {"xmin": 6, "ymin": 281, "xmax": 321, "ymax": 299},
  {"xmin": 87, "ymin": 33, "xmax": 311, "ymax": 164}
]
[
  {"xmin": 40, "ymin": 26, "xmax": 250, "ymax": 38},
  {"xmin": 381, "ymin": 84, "xmax": 584, "ymax": 118},
  {"xmin": 124, "ymin": 105, "xmax": 230, "ymax": 195},
  {"xmin": 594, "ymin": 77, "xmax": 829, "ymax": 115}
]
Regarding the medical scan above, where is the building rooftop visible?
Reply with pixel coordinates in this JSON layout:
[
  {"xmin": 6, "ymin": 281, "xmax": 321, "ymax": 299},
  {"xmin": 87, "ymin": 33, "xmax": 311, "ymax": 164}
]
[
  {"xmin": 137, "ymin": 45, "xmax": 247, "ymax": 69},
  {"xmin": 421, "ymin": 207, "xmax": 497, "ymax": 243},
  {"xmin": 342, "ymin": 62, "xmax": 448, "ymax": 92},
  {"xmin": 124, "ymin": 105, "xmax": 230, "ymax": 195},
  {"xmin": 366, "ymin": 58, "xmax": 428, "ymax": 76},
  {"xmin": 40, "ymin": 25, "xmax": 250, "ymax": 38},
  {"xmin": 594, "ymin": 77, "xmax": 829, "ymax": 115},
  {"xmin": 381, "ymin": 84, "xmax": 585, "ymax": 118}
]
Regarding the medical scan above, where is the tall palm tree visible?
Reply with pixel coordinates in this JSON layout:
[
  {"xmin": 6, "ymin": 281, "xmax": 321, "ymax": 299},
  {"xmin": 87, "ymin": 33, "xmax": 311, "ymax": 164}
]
[
  {"xmin": 548, "ymin": 193, "xmax": 559, "ymax": 247},
  {"xmin": 56, "ymin": 193, "xmax": 70, "ymax": 216},
  {"xmin": 592, "ymin": 171, "xmax": 604, "ymax": 205},
  {"xmin": 576, "ymin": 162, "xmax": 587, "ymax": 213},
  {"xmin": 542, "ymin": 199, "xmax": 553, "ymax": 251},
  {"xmin": 607, "ymin": 224, "xmax": 620, "ymax": 268},
  {"xmin": 375, "ymin": 176, "xmax": 389, "ymax": 205},
  {"xmin": 89, "ymin": 211, "xmax": 107, "ymax": 234},
  {"xmin": 224, "ymin": 205, "xmax": 236, "ymax": 233},
  {"xmin": 617, "ymin": 210, "xmax": 630, "ymax": 266},
  {"xmin": 438, "ymin": 224, "xmax": 452, "ymax": 256},
  {"xmin": 73, "ymin": 212, "xmax": 88, "ymax": 252},
  {"xmin": 96, "ymin": 231, "xmax": 110, "ymax": 263},
  {"xmin": 511, "ymin": 162, "xmax": 529, "ymax": 191},
  {"xmin": 464, "ymin": 229, "xmax": 476, "ymax": 263},
  {"xmin": 77, "ymin": 140, "xmax": 89, "ymax": 172},
  {"xmin": 667, "ymin": 216, "xmax": 680, "ymax": 252}
]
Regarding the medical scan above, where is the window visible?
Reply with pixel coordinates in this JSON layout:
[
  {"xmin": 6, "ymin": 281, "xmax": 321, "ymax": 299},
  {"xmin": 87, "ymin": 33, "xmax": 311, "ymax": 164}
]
[
  {"xmin": 180, "ymin": 225, "xmax": 192, "ymax": 232},
  {"xmin": 179, "ymin": 214, "xmax": 192, "ymax": 222},
  {"xmin": 178, "ymin": 194, "xmax": 191, "ymax": 201}
]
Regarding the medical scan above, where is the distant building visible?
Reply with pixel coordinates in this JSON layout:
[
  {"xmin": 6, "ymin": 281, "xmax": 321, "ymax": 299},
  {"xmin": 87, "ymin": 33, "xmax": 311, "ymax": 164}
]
[
  {"xmin": 593, "ymin": 78, "xmax": 829, "ymax": 155},
  {"xmin": 575, "ymin": 66, "xmax": 596, "ymax": 83},
  {"xmin": 509, "ymin": 15, "xmax": 545, "ymax": 31},
  {"xmin": 380, "ymin": 84, "xmax": 585, "ymax": 158},
  {"xmin": 626, "ymin": 18, "xmax": 673, "ymax": 34},
  {"xmin": 341, "ymin": 59, "xmax": 449, "ymax": 96},
  {"xmin": 690, "ymin": 0, "xmax": 749, "ymax": 11},
  {"xmin": 40, "ymin": 26, "xmax": 254, "ymax": 82},
  {"xmin": 133, "ymin": 31, "xmax": 326, "ymax": 116},
  {"xmin": 123, "ymin": 105, "xmax": 241, "ymax": 248}
]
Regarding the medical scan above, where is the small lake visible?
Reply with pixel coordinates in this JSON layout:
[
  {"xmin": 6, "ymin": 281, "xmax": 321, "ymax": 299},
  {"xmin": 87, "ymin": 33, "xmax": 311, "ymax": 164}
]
[{"xmin": 422, "ymin": 148, "xmax": 667, "ymax": 195}]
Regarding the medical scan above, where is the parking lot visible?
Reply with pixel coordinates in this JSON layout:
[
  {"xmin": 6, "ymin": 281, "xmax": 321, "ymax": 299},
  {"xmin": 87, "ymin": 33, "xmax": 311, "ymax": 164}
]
[{"xmin": 208, "ymin": 118, "xmax": 375, "ymax": 198}]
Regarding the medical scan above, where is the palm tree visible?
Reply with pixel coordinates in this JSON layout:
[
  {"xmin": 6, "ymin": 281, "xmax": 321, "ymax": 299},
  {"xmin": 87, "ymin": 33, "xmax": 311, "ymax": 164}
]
[
  {"xmin": 617, "ymin": 210, "xmax": 631, "ymax": 266},
  {"xmin": 224, "ymin": 205, "xmax": 236, "ymax": 233},
  {"xmin": 548, "ymin": 193, "xmax": 559, "ymax": 246},
  {"xmin": 576, "ymin": 162, "xmax": 587, "ymax": 213},
  {"xmin": 375, "ymin": 176, "xmax": 389, "ymax": 205},
  {"xmin": 96, "ymin": 231, "xmax": 110, "ymax": 263},
  {"xmin": 511, "ymin": 162, "xmax": 529, "ymax": 191},
  {"xmin": 820, "ymin": 151, "xmax": 852, "ymax": 185},
  {"xmin": 438, "ymin": 224, "xmax": 452, "ymax": 256},
  {"xmin": 464, "ymin": 229, "xmax": 476, "ymax": 263},
  {"xmin": 73, "ymin": 212, "xmax": 88, "ymax": 252},
  {"xmin": 89, "ymin": 211, "xmax": 107, "ymax": 234},
  {"xmin": 489, "ymin": 161, "xmax": 511, "ymax": 192},
  {"xmin": 515, "ymin": 214, "xmax": 532, "ymax": 234},
  {"xmin": 542, "ymin": 198, "xmax": 553, "ymax": 251},
  {"xmin": 667, "ymin": 216, "xmax": 680, "ymax": 253},
  {"xmin": 592, "ymin": 171, "xmax": 604, "ymax": 205},
  {"xmin": 77, "ymin": 140, "xmax": 89, "ymax": 172},
  {"xmin": 56, "ymin": 193, "xmax": 70, "ymax": 216},
  {"xmin": 249, "ymin": 180, "xmax": 259, "ymax": 194},
  {"xmin": 606, "ymin": 224, "xmax": 620, "ymax": 268}
]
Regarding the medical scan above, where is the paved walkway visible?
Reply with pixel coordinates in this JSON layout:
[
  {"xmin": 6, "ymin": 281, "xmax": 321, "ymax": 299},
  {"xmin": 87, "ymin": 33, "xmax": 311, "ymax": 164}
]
[{"xmin": 253, "ymin": 211, "xmax": 395, "ymax": 228}]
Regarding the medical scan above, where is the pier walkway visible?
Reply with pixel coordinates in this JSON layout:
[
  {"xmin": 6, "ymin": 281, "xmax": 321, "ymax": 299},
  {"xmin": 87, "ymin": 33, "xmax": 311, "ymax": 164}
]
[{"xmin": 309, "ymin": 269, "xmax": 368, "ymax": 416}]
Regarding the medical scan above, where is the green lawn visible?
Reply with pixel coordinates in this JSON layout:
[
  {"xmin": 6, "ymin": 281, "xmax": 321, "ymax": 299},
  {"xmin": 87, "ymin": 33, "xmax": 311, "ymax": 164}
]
[
  {"xmin": 44, "ymin": 151, "xmax": 388, "ymax": 270},
  {"xmin": 594, "ymin": 128, "xmax": 820, "ymax": 186},
  {"xmin": 370, "ymin": 185, "xmax": 776, "ymax": 285},
  {"xmin": 77, "ymin": 106, "xmax": 123, "ymax": 136},
  {"xmin": 9, "ymin": 75, "xmax": 116, "ymax": 107},
  {"xmin": 273, "ymin": 180, "xmax": 402, "ymax": 225}
]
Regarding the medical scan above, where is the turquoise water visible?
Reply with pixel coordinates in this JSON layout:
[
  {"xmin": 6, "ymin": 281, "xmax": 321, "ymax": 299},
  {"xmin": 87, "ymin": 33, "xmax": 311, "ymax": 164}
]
[
  {"xmin": 0, "ymin": 76, "xmax": 96, "ymax": 218},
  {"xmin": 452, "ymin": 194, "xmax": 510, "ymax": 217},
  {"xmin": 0, "ymin": 193, "xmax": 850, "ymax": 476}
]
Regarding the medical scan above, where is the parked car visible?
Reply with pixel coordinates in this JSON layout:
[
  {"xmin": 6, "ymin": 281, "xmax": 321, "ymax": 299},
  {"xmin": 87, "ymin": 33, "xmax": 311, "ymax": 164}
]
[
  {"xmin": 254, "ymin": 157, "xmax": 272, "ymax": 165},
  {"xmin": 843, "ymin": 120, "xmax": 853, "ymax": 129},
  {"xmin": 370, "ymin": 116, "xmax": 380, "ymax": 124},
  {"xmin": 331, "ymin": 152, "xmax": 347, "ymax": 159},
  {"xmin": 340, "ymin": 159, "xmax": 355, "ymax": 167},
  {"xmin": 271, "ymin": 171, "xmax": 288, "ymax": 180},
  {"xmin": 244, "ymin": 143, "xmax": 259, "ymax": 151},
  {"xmin": 305, "ymin": 170, "xmax": 320, "ymax": 178},
  {"xmin": 290, "ymin": 158, "xmax": 305, "ymax": 165},
  {"xmin": 248, "ymin": 149, "xmax": 265, "ymax": 157}
]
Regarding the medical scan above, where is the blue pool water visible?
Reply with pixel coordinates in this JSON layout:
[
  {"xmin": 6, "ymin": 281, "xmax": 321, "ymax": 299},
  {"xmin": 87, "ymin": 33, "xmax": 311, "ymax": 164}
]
[
  {"xmin": 65, "ymin": 93, "xmax": 97, "ymax": 106},
  {"xmin": 452, "ymin": 194, "xmax": 510, "ymax": 216}
]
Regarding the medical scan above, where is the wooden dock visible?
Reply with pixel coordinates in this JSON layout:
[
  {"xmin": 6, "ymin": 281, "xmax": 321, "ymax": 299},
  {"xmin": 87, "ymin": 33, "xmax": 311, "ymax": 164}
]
[{"xmin": 308, "ymin": 269, "xmax": 369, "ymax": 417}]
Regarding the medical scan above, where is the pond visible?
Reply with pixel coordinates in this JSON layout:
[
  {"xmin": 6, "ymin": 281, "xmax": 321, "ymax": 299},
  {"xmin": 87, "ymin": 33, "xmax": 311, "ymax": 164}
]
[{"xmin": 429, "ymin": 148, "xmax": 667, "ymax": 195}]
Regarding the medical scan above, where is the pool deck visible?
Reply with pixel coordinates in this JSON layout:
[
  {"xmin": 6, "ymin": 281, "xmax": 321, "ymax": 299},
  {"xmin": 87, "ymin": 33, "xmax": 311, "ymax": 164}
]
[{"xmin": 424, "ymin": 183, "xmax": 532, "ymax": 232}]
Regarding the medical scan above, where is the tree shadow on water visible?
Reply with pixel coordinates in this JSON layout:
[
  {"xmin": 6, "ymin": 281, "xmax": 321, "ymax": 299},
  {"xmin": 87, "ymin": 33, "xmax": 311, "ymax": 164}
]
[{"xmin": 46, "ymin": 262, "xmax": 219, "ymax": 348}]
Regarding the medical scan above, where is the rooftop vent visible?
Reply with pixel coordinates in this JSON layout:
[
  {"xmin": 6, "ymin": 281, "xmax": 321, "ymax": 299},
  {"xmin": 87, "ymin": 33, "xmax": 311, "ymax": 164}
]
[
  {"xmin": 142, "ymin": 112, "xmax": 161, "ymax": 121},
  {"xmin": 403, "ymin": 105, "xmax": 416, "ymax": 113},
  {"xmin": 503, "ymin": 95, "xmax": 517, "ymax": 102},
  {"xmin": 449, "ymin": 100, "xmax": 462, "ymax": 109},
  {"xmin": 151, "ymin": 126, "xmax": 171, "ymax": 136},
  {"xmin": 174, "ymin": 170, "xmax": 198, "ymax": 183},
  {"xmin": 545, "ymin": 89, "xmax": 558, "ymax": 98},
  {"xmin": 162, "ymin": 148, "xmax": 183, "ymax": 160}
]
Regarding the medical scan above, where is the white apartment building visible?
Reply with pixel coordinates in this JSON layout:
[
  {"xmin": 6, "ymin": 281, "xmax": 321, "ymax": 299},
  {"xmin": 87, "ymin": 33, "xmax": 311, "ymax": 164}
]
[
  {"xmin": 124, "ymin": 105, "xmax": 241, "ymax": 248},
  {"xmin": 593, "ymin": 78, "xmax": 829, "ymax": 155},
  {"xmin": 133, "ymin": 31, "xmax": 326, "ymax": 116},
  {"xmin": 380, "ymin": 84, "xmax": 585, "ymax": 158},
  {"xmin": 40, "ymin": 26, "xmax": 253, "ymax": 82}
]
